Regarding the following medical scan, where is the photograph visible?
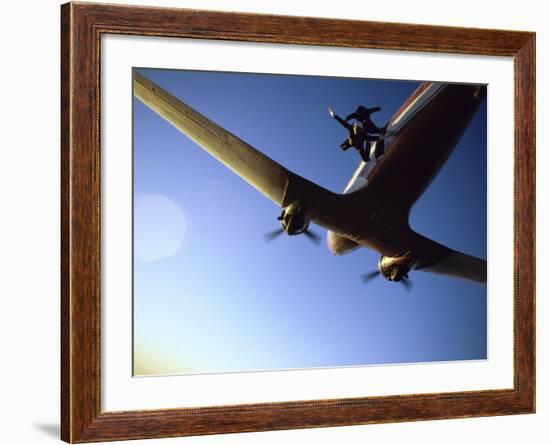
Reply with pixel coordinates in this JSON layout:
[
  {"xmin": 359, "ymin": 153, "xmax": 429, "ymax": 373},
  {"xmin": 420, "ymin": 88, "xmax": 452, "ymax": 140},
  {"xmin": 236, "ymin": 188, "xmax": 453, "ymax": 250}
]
[{"xmin": 132, "ymin": 68, "xmax": 488, "ymax": 377}]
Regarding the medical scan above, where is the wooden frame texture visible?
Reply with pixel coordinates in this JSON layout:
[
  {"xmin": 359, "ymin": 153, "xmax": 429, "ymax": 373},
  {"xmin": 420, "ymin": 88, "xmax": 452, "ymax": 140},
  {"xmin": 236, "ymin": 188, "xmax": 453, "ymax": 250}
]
[{"xmin": 61, "ymin": 2, "xmax": 536, "ymax": 442}]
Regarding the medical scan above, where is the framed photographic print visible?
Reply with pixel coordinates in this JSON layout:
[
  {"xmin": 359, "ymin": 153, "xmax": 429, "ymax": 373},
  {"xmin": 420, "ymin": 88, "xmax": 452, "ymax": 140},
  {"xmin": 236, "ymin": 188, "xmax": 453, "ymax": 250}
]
[{"xmin": 61, "ymin": 2, "xmax": 535, "ymax": 442}]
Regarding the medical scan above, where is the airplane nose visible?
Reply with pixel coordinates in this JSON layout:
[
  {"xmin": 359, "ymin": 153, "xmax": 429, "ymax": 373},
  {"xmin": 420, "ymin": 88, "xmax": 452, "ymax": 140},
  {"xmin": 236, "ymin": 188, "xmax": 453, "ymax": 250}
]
[{"xmin": 327, "ymin": 231, "xmax": 360, "ymax": 255}]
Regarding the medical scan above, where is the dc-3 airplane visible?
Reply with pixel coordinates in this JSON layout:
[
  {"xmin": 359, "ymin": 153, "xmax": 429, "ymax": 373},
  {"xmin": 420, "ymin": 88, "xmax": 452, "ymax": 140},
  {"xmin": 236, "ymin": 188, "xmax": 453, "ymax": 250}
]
[{"xmin": 134, "ymin": 72, "xmax": 487, "ymax": 287}]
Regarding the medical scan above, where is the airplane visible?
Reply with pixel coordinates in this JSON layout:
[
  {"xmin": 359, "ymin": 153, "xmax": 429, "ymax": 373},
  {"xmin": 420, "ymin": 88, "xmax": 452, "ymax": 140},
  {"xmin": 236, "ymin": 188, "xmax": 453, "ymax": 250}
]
[{"xmin": 133, "ymin": 72, "xmax": 487, "ymax": 287}]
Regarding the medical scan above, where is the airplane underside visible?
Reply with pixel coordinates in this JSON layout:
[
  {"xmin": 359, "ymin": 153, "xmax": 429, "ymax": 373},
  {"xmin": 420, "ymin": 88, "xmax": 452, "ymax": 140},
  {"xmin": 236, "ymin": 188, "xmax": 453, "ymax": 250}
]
[{"xmin": 134, "ymin": 73, "xmax": 487, "ymax": 285}]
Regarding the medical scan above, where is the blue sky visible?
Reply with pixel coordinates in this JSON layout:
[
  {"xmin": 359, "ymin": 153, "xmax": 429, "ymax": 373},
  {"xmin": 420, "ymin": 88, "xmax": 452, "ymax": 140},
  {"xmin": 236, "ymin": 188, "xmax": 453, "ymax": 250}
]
[{"xmin": 133, "ymin": 68, "xmax": 487, "ymax": 376}]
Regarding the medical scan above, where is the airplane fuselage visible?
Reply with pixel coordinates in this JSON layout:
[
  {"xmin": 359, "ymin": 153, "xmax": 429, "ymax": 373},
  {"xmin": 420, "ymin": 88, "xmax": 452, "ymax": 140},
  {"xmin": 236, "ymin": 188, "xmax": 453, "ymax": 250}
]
[{"xmin": 327, "ymin": 82, "xmax": 486, "ymax": 265}]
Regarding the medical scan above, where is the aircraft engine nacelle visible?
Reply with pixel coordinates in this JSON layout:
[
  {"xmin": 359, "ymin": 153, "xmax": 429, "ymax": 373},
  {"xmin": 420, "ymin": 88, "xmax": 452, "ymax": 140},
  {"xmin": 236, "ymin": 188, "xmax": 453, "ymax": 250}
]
[
  {"xmin": 278, "ymin": 201, "xmax": 311, "ymax": 236},
  {"xmin": 378, "ymin": 252, "xmax": 416, "ymax": 282}
]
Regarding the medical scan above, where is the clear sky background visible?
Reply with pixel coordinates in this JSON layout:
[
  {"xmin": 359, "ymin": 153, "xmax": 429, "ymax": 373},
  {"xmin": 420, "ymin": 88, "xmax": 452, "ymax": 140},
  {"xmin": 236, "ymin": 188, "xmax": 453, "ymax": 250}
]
[{"xmin": 133, "ymin": 68, "xmax": 487, "ymax": 376}]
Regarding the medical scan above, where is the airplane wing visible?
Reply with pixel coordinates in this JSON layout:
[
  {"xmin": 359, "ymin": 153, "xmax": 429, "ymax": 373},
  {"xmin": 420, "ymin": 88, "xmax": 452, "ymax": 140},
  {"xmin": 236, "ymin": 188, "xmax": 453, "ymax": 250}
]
[
  {"xmin": 420, "ymin": 249, "xmax": 487, "ymax": 283},
  {"xmin": 133, "ymin": 72, "xmax": 356, "ymax": 234},
  {"xmin": 408, "ymin": 229, "xmax": 487, "ymax": 283}
]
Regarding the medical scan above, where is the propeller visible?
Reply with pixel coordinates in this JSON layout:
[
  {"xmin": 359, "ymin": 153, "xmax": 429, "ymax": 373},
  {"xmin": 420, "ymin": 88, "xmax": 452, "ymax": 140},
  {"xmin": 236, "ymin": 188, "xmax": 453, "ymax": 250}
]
[
  {"xmin": 264, "ymin": 228, "xmax": 285, "ymax": 242},
  {"xmin": 361, "ymin": 270, "xmax": 380, "ymax": 283},
  {"xmin": 303, "ymin": 228, "xmax": 322, "ymax": 245},
  {"xmin": 265, "ymin": 202, "xmax": 321, "ymax": 245},
  {"xmin": 263, "ymin": 227, "xmax": 321, "ymax": 245},
  {"xmin": 360, "ymin": 270, "xmax": 413, "ymax": 291},
  {"xmin": 400, "ymin": 275, "xmax": 413, "ymax": 291}
]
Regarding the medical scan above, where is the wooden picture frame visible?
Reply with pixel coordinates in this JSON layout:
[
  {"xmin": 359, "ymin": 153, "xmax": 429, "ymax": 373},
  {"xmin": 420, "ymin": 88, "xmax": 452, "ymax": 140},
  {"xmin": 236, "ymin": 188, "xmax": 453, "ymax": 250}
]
[{"xmin": 61, "ymin": 2, "xmax": 535, "ymax": 442}]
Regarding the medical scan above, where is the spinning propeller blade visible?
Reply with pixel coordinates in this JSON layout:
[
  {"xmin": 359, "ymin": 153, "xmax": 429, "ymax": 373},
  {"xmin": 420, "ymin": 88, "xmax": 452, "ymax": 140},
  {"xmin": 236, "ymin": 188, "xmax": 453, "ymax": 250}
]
[
  {"xmin": 264, "ymin": 228, "xmax": 285, "ymax": 242},
  {"xmin": 303, "ymin": 229, "xmax": 322, "ymax": 245},
  {"xmin": 264, "ymin": 227, "xmax": 321, "ymax": 245},
  {"xmin": 361, "ymin": 270, "xmax": 380, "ymax": 283},
  {"xmin": 400, "ymin": 276, "xmax": 413, "ymax": 291}
]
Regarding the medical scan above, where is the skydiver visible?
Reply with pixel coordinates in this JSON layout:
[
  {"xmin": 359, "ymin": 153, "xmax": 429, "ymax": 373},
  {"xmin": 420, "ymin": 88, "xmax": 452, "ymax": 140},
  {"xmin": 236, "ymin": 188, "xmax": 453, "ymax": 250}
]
[
  {"xmin": 345, "ymin": 105, "xmax": 384, "ymax": 135},
  {"xmin": 328, "ymin": 107, "xmax": 380, "ymax": 162}
]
